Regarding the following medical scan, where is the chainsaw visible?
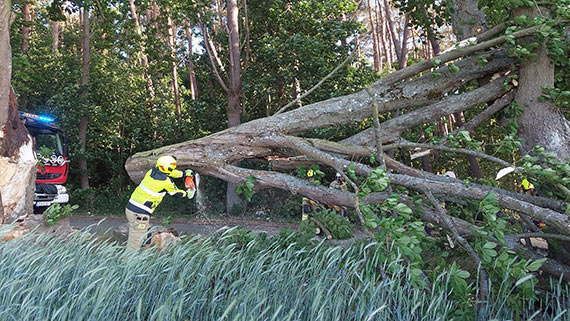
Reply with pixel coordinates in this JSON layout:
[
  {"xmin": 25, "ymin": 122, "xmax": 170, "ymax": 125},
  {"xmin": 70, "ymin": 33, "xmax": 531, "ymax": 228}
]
[{"xmin": 184, "ymin": 169, "xmax": 196, "ymax": 199}]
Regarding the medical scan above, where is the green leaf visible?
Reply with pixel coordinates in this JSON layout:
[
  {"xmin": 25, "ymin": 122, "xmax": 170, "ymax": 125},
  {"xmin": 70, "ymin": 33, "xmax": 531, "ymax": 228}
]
[
  {"xmin": 483, "ymin": 242, "xmax": 497, "ymax": 249},
  {"xmin": 348, "ymin": 164, "xmax": 357, "ymax": 180},
  {"xmin": 515, "ymin": 274, "xmax": 535, "ymax": 287},
  {"xmin": 365, "ymin": 220, "xmax": 378, "ymax": 230},
  {"xmin": 456, "ymin": 270, "xmax": 470, "ymax": 279},
  {"xmin": 394, "ymin": 203, "xmax": 413, "ymax": 218},
  {"xmin": 448, "ymin": 63, "xmax": 460, "ymax": 74},
  {"xmin": 483, "ymin": 248, "xmax": 497, "ymax": 257},
  {"xmin": 526, "ymin": 258, "xmax": 546, "ymax": 272}
]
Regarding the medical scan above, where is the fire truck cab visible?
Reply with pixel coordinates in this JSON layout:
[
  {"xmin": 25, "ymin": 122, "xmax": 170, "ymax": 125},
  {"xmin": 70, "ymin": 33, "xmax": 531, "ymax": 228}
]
[{"xmin": 20, "ymin": 112, "xmax": 70, "ymax": 210}]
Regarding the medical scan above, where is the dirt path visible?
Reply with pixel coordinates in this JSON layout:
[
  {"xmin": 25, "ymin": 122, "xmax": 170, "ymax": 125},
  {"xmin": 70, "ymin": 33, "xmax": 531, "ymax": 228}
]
[{"xmin": 69, "ymin": 215, "xmax": 299, "ymax": 240}]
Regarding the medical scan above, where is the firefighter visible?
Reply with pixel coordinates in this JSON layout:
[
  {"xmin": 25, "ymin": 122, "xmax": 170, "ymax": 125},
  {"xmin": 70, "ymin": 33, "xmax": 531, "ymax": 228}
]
[{"xmin": 125, "ymin": 155, "xmax": 195, "ymax": 250}]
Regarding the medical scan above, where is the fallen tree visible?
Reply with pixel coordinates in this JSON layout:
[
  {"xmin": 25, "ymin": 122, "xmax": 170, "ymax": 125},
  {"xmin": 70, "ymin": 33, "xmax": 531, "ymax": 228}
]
[{"xmin": 126, "ymin": 23, "xmax": 570, "ymax": 284}]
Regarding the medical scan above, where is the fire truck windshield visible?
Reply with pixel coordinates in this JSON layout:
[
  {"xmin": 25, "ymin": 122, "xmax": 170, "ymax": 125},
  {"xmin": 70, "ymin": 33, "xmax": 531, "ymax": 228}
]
[{"xmin": 34, "ymin": 132, "xmax": 64, "ymax": 156}]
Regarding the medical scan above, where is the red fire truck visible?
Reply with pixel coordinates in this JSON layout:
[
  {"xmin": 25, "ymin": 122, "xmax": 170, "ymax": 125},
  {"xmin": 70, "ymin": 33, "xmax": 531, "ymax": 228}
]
[{"xmin": 20, "ymin": 112, "xmax": 70, "ymax": 210}]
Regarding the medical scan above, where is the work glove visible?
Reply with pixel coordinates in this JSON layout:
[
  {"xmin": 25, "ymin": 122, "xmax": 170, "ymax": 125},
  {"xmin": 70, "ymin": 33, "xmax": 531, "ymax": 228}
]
[
  {"xmin": 186, "ymin": 188, "xmax": 196, "ymax": 199},
  {"xmin": 169, "ymin": 169, "xmax": 184, "ymax": 178},
  {"xmin": 185, "ymin": 169, "xmax": 194, "ymax": 177}
]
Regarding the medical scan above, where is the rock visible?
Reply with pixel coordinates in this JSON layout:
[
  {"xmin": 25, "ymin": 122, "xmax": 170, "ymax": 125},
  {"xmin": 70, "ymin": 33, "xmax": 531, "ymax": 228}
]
[
  {"xmin": 148, "ymin": 231, "xmax": 178, "ymax": 250},
  {"xmin": 0, "ymin": 224, "xmax": 29, "ymax": 242}
]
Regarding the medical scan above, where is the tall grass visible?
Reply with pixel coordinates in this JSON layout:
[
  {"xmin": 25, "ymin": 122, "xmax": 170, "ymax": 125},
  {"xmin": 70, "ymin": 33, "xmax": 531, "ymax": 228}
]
[{"xmin": 0, "ymin": 226, "xmax": 568, "ymax": 321}]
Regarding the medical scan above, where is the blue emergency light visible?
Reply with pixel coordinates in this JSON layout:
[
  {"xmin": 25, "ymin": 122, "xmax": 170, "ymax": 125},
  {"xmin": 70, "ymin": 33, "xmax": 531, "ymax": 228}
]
[
  {"xmin": 38, "ymin": 115, "xmax": 55, "ymax": 122},
  {"xmin": 20, "ymin": 112, "xmax": 55, "ymax": 123}
]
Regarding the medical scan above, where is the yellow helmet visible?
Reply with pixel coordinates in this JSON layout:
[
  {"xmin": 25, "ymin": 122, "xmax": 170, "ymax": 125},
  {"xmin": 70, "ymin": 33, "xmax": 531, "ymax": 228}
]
[{"xmin": 156, "ymin": 155, "xmax": 177, "ymax": 174}]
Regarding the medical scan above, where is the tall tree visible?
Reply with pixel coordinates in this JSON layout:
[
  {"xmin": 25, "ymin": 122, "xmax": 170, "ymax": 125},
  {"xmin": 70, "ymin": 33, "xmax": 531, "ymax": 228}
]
[
  {"xmin": 78, "ymin": 5, "xmax": 90, "ymax": 189},
  {"xmin": 0, "ymin": 0, "xmax": 10, "ymax": 127},
  {"xmin": 185, "ymin": 19, "xmax": 198, "ymax": 99},
  {"xmin": 226, "ymin": 0, "xmax": 243, "ymax": 210},
  {"xmin": 21, "ymin": 0, "xmax": 32, "ymax": 53},
  {"xmin": 167, "ymin": 16, "xmax": 181, "ymax": 115},
  {"xmin": 515, "ymin": 6, "xmax": 570, "ymax": 160},
  {"xmin": 367, "ymin": 0, "xmax": 380, "ymax": 72},
  {"xmin": 0, "ymin": 0, "xmax": 35, "ymax": 222}
]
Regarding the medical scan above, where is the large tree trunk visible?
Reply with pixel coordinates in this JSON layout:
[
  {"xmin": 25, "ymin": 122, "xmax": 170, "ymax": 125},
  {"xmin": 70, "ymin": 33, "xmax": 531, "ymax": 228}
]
[
  {"xmin": 367, "ymin": 0, "xmax": 380, "ymax": 72},
  {"xmin": 0, "ymin": 1, "xmax": 36, "ymax": 222},
  {"xmin": 79, "ymin": 7, "xmax": 90, "ymax": 189},
  {"xmin": 126, "ymin": 49, "xmax": 514, "ymax": 182},
  {"xmin": 515, "ymin": 8, "xmax": 570, "ymax": 160},
  {"xmin": 383, "ymin": 0, "xmax": 400, "ymax": 64},
  {"xmin": 0, "ymin": 0, "xmax": 10, "ymax": 127},
  {"xmin": 21, "ymin": 1, "xmax": 31, "ymax": 53},
  {"xmin": 226, "ymin": 0, "xmax": 244, "ymax": 212},
  {"xmin": 128, "ymin": 0, "xmax": 157, "ymax": 130},
  {"xmin": 185, "ymin": 21, "xmax": 198, "ymax": 100},
  {"xmin": 450, "ymin": 0, "xmax": 487, "ymax": 40},
  {"xmin": 398, "ymin": 15, "xmax": 409, "ymax": 70},
  {"xmin": 168, "ymin": 18, "xmax": 181, "ymax": 115},
  {"xmin": 0, "ymin": 90, "xmax": 36, "ymax": 223},
  {"xmin": 1, "ymin": 1, "xmax": 35, "ymax": 221}
]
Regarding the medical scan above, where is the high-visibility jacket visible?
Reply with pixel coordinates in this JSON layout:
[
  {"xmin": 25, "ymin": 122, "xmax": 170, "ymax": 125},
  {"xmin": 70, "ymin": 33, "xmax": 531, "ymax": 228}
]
[{"xmin": 127, "ymin": 166, "xmax": 187, "ymax": 215}]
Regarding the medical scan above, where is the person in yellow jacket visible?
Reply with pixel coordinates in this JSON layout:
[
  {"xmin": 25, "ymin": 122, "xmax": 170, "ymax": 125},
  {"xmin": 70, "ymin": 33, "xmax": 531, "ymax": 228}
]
[{"xmin": 125, "ymin": 155, "xmax": 195, "ymax": 249}]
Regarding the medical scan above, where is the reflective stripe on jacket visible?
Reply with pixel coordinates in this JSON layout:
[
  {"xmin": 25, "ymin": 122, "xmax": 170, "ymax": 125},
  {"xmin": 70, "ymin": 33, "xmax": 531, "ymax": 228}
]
[{"xmin": 127, "ymin": 167, "xmax": 187, "ymax": 215}]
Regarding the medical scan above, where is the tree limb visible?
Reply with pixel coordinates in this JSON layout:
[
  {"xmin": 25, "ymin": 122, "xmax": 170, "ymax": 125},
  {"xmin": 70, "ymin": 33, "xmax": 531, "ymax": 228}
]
[
  {"xmin": 346, "ymin": 76, "xmax": 510, "ymax": 146},
  {"xmin": 198, "ymin": 11, "xmax": 229, "ymax": 93},
  {"xmin": 421, "ymin": 187, "xmax": 489, "ymax": 316},
  {"xmin": 384, "ymin": 139, "xmax": 518, "ymax": 170},
  {"xmin": 365, "ymin": 87, "xmax": 386, "ymax": 170},
  {"xmin": 388, "ymin": 173, "xmax": 570, "ymax": 234},
  {"xmin": 377, "ymin": 25, "xmax": 540, "ymax": 86}
]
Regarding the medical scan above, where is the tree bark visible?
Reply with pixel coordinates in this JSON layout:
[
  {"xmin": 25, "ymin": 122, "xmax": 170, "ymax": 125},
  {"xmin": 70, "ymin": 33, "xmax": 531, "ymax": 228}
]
[
  {"xmin": 128, "ymin": 0, "xmax": 157, "ymax": 126},
  {"xmin": 185, "ymin": 20, "xmax": 198, "ymax": 100},
  {"xmin": 375, "ymin": 0, "xmax": 386, "ymax": 70},
  {"xmin": 367, "ymin": 0, "xmax": 380, "ymax": 72},
  {"xmin": 449, "ymin": 0, "xmax": 487, "ymax": 41},
  {"xmin": 226, "ymin": 0, "xmax": 244, "ymax": 211},
  {"xmin": 384, "ymin": 0, "xmax": 400, "ymax": 63},
  {"xmin": 515, "ymin": 7, "xmax": 570, "ymax": 160},
  {"xmin": 168, "ymin": 18, "xmax": 181, "ymax": 115},
  {"xmin": 79, "ymin": 7, "xmax": 90, "ymax": 189},
  {"xmin": 398, "ymin": 15, "xmax": 409, "ymax": 69},
  {"xmin": 1, "ymin": 0, "xmax": 36, "ymax": 220},
  {"xmin": 21, "ymin": 1, "xmax": 31, "ymax": 53},
  {"xmin": 0, "ymin": 0, "xmax": 10, "ymax": 128}
]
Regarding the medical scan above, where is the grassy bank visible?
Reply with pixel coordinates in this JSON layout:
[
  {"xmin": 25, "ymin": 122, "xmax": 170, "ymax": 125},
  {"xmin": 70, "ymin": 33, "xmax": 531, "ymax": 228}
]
[{"xmin": 0, "ymin": 227, "xmax": 568, "ymax": 321}]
